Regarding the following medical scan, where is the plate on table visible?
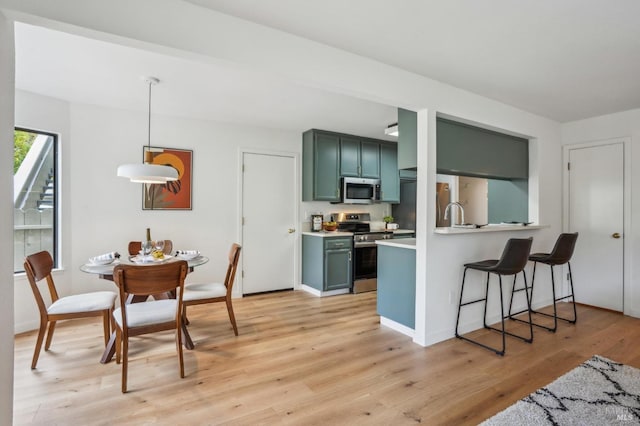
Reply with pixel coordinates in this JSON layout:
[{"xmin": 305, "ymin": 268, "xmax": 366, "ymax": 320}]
[
  {"xmin": 131, "ymin": 254, "xmax": 173, "ymax": 264},
  {"xmin": 88, "ymin": 257, "xmax": 115, "ymax": 265},
  {"xmin": 177, "ymin": 251, "xmax": 200, "ymax": 260}
]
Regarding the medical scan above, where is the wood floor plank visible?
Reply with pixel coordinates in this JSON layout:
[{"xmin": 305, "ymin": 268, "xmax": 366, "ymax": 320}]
[{"xmin": 13, "ymin": 290, "xmax": 640, "ymax": 425}]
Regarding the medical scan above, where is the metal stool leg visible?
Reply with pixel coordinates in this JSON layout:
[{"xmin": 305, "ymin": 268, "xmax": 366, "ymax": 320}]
[
  {"xmin": 456, "ymin": 270, "xmax": 505, "ymax": 356},
  {"xmin": 528, "ymin": 262, "xmax": 577, "ymax": 331},
  {"xmin": 487, "ymin": 271, "xmax": 533, "ymax": 344}
]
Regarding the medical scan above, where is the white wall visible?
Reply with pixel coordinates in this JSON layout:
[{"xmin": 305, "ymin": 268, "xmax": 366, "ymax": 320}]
[
  {"xmin": 14, "ymin": 91, "xmax": 303, "ymax": 332},
  {"xmin": 0, "ymin": 12, "xmax": 15, "ymax": 426},
  {"xmin": 562, "ymin": 109, "xmax": 640, "ymax": 317}
]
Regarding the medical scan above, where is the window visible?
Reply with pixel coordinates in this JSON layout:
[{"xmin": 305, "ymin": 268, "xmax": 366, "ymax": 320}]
[{"xmin": 14, "ymin": 128, "xmax": 58, "ymax": 273}]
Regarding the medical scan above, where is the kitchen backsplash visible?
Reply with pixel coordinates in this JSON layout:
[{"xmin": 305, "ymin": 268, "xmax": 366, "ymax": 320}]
[{"xmin": 301, "ymin": 201, "xmax": 392, "ymax": 232}]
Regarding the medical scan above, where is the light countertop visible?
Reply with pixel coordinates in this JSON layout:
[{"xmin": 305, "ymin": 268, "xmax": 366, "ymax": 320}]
[
  {"xmin": 376, "ymin": 238, "xmax": 416, "ymax": 249},
  {"xmin": 434, "ymin": 224, "xmax": 548, "ymax": 235},
  {"xmin": 302, "ymin": 231, "xmax": 353, "ymax": 237},
  {"xmin": 302, "ymin": 229, "xmax": 415, "ymax": 237}
]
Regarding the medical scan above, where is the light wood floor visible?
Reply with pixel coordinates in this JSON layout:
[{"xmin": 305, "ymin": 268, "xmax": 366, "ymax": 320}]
[{"xmin": 13, "ymin": 290, "xmax": 640, "ymax": 425}]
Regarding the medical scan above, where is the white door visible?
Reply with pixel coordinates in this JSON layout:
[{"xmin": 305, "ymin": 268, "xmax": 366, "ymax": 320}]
[
  {"xmin": 241, "ymin": 152, "xmax": 297, "ymax": 294},
  {"xmin": 568, "ymin": 142, "xmax": 624, "ymax": 311}
]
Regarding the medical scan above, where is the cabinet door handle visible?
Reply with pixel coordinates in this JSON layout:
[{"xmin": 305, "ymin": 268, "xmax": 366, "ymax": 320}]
[
  {"xmin": 334, "ymin": 243, "xmax": 344, "ymax": 246},
  {"xmin": 288, "ymin": 228, "xmax": 296, "ymax": 234},
  {"xmin": 348, "ymin": 251, "xmax": 352, "ymax": 261}
]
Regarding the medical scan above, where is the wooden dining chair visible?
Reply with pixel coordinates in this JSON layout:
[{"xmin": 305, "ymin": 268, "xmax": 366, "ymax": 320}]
[
  {"xmin": 182, "ymin": 244, "xmax": 242, "ymax": 339},
  {"xmin": 112, "ymin": 260, "xmax": 188, "ymax": 393},
  {"xmin": 24, "ymin": 251, "xmax": 117, "ymax": 369},
  {"xmin": 127, "ymin": 240, "xmax": 173, "ymax": 256}
]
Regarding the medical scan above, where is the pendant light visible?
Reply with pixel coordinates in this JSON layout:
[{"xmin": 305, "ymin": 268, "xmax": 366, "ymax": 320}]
[{"xmin": 117, "ymin": 77, "xmax": 179, "ymax": 184}]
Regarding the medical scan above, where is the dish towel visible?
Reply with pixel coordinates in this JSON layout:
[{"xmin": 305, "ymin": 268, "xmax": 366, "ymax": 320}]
[{"xmin": 89, "ymin": 251, "xmax": 120, "ymax": 263}]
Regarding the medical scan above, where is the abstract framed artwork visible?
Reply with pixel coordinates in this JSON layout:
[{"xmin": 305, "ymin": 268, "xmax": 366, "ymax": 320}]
[{"xmin": 142, "ymin": 146, "xmax": 193, "ymax": 210}]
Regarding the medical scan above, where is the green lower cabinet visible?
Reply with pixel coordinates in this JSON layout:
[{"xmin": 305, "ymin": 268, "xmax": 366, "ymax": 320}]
[
  {"xmin": 302, "ymin": 235, "xmax": 352, "ymax": 293},
  {"xmin": 377, "ymin": 244, "xmax": 415, "ymax": 328}
]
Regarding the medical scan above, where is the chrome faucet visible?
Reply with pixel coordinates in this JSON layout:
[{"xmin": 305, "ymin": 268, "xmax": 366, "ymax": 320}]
[{"xmin": 444, "ymin": 202, "xmax": 465, "ymax": 226}]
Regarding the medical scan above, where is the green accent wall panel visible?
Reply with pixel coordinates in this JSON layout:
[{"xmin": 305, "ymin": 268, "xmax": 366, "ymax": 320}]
[
  {"xmin": 487, "ymin": 179, "xmax": 529, "ymax": 223},
  {"xmin": 398, "ymin": 108, "xmax": 417, "ymax": 170},
  {"xmin": 380, "ymin": 142, "xmax": 400, "ymax": 203},
  {"xmin": 437, "ymin": 118, "xmax": 528, "ymax": 179}
]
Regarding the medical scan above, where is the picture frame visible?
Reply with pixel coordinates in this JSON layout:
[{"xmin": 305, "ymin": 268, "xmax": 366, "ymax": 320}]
[{"xmin": 142, "ymin": 146, "xmax": 193, "ymax": 210}]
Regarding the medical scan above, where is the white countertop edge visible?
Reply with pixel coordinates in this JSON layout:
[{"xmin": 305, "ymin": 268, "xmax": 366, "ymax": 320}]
[
  {"xmin": 376, "ymin": 238, "xmax": 416, "ymax": 249},
  {"xmin": 302, "ymin": 231, "xmax": 354, "ymax": 237},
  {"xmin": 302, "ymin": 229, "xmax": 414, "ymax": 237},
  {"xmin": 434, "ymin": 224, "xmax": 549, "ymax": 235}
]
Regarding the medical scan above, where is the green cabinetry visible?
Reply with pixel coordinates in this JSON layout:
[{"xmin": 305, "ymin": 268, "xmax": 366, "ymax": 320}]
[
  {"xmin": 303, "ymin": 129, "xmax": 398, "ymax": 202},
  {"xmin": 397, "ymin": 108, "xmax": 417, "ymax": 170},
  {"xmin": 302, "ymin": 235, "xmax": 352, "ymax": 293},
  {"xmin": 380, "ymin": 142, "xmax": 400, "ymax": 203},
  {"xmin": 340, "ymin": 137, "xmax": 380, "ymax": 178},
  {"xmin": 302, "ymin": 130, "xmax": 340, "ymax": 202}
]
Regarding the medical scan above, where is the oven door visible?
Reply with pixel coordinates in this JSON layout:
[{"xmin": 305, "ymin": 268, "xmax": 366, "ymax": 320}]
[{"xmin": 353, "ymin": 244, "xmax": 377, "ymax": 280}]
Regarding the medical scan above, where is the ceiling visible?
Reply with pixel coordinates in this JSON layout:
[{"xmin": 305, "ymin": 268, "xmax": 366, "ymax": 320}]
[
  {"xmin": 186, "ymin": 0, "xmax": 640, "ymax": 123},
  {"xmin": 14, "ymin": 0, "xmax": 640, "ymax": 135},
  {"xmin": 14, "ymin": 23, "xmax": 398, "ymax": 141}
]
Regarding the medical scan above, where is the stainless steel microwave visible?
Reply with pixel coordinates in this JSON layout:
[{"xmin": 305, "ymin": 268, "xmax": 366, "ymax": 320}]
[{"xmin": 341, "ymin": 177, "xmax": 381, "ymax": 204}]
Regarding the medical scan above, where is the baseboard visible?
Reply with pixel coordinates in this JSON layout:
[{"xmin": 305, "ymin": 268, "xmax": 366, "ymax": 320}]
[
  {"xmin": 380, "ymin": 316, "xmax": 415, "ymax": 339},
  {"xmin": 299, "ymin": 284, "xmax": 350, "ymax": 297}
]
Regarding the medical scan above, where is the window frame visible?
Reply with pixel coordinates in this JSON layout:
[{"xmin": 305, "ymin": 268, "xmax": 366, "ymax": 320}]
[{"xmin": 14, "ymin": 126, "xmax": 59, "ymax": 274}]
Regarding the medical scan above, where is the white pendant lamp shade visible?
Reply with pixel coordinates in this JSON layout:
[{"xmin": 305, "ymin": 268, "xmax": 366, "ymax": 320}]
[
  {"xmin": 117, "ymin": 76, "xmax": 179, "ymax": 184},
  {"xmin": 117, "ymin": 162, "xmax": 178, "ymax": 183}
]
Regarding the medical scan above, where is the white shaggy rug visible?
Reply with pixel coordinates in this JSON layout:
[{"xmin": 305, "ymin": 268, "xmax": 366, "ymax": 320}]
[{"xmin": 481, "ymin": 355, "xmax": 640, "ymax": 425}]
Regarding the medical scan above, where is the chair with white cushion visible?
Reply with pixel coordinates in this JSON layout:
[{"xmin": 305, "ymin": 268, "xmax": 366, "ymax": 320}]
[
  {"xmin": 24, "ymin": 251, "xmax": 117, "ymax": 369},
  {"xmin": 112, "ymin": 260, "xmax": 188, "ymax": 393},
  {"xmin": 182, "ymin": 243, "xmax": 241, "ymax": 339}
]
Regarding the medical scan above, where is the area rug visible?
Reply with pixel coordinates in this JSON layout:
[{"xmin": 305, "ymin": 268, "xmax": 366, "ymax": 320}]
[{"xmin": 481, "ymin": 355, "xmax": 640, "ymax": 425}]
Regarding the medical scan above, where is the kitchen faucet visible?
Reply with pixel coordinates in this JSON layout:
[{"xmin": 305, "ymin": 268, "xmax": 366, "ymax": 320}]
[{"xmin": 444, "ymin": 202, "xmax": 465, "ymax": 226}]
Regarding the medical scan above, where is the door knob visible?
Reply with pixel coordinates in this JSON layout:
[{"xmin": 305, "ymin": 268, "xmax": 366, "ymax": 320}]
[
  {"xmin": 288, "ymin": 228, "xmax": 296, "ymax": 234},
  {"xmin": 612, "ymin": 232, "xmax": 621, "ymax": 239}
]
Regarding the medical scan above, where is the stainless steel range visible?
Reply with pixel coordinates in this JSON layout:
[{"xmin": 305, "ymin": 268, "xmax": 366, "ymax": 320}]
[{"xmin": 331, "ymin": 212, "xmax": 394, "ymax": 293}]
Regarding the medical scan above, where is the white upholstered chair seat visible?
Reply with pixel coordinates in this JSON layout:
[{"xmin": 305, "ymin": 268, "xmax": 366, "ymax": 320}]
[
  {"xmin": 47, "ymin": 291, "xmax": 117, "ymax": 315},
  {"xmin": 183, "ymin": 282, "xmax": 226, "ymax": 301},
  {"xmin": 113, "ymin": 299, "xmax": 177, "ymax": 328}
]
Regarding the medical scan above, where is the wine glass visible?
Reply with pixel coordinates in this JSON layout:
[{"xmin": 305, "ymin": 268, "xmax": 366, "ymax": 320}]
[
  {"xmin": 155, "ymin": 239, "xmax": 165, "ymax": 254},
  {"xmin": 142, "ymin": 240, "xmax": 153, "ymax": 256}
]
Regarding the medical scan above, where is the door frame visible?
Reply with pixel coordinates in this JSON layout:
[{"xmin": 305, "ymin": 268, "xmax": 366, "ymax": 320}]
[
  {"xmin": 562, "ymin": 137, "xmax": 631, "ymax": 314},
  {"xmin": 237, "ymin": 148, "xmax": 301, "ymax": 297}
]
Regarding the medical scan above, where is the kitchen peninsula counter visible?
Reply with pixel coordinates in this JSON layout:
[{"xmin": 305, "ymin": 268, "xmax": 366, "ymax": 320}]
[
  {"xmin": 376, "ymin": 238, "xmax": 416, "ymax": 338},
  {"xmin": 434, "ymin": 224, "xmax": 548, "ymax": 235}
]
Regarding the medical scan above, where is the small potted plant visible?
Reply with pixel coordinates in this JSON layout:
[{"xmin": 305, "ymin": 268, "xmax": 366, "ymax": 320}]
[{"xmin": 383, "ymin": 215, "xmax": 394, "ymax": 229}]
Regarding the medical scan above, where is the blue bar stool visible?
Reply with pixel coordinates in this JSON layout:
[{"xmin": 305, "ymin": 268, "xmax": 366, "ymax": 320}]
[
  {"xmin": 455, "ymin": 238, "xmax": 534, "ymax": 356},
  {"xmin": 509, "ymin": 233, "xmax": 578, "ymax": 332}
]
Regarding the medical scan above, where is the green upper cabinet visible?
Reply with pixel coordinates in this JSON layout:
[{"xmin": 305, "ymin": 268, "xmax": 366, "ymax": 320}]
[
  {"xmin": 360, "ymin": 140, "xmax": 381, "ymax": 178},
  {"xmin": 380, "ymin": 142, "xmax": 400, "ymax": 203},
  {"xmin": 303, "ymin": 129, "xmax": 397, "ymax": 202},
  {"xmin": 302, "ymin": 130, "xmax": 340, "ymax": 202},
  {"xmin": 397, "ymin": 108, "xmax": 417, "ymax": 170},
  {"xmin": 339, "ymin": 136, "xmax": 360, "ymax": 177},
  {"xmin": 340, "ymin": 137, "xmax": 380, "ymax": 179}
]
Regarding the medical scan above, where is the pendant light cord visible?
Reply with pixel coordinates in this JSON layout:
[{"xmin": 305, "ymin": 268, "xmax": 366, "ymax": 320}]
[{"xmin": 148, "ymin": 79, "xmax": 152, "ymax": 149}]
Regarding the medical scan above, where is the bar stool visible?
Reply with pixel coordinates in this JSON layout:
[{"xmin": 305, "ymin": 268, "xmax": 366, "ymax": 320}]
[
  {"xmin": 455, "ymin": 237, "xmax": 533, "ymax": 356},
  {"xmin": 509, "ymin": 233, "xmax": 578, "ymax": 332}
]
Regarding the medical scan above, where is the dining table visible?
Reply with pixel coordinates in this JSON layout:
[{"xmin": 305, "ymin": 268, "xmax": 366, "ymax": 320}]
[{"xmin": 80, "ymin": 254, "xmax": 209, "ymax": 363}]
